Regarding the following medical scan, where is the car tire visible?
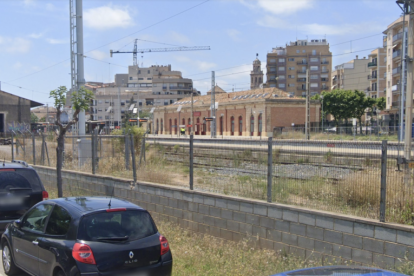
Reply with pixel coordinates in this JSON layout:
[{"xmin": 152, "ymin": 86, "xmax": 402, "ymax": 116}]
[{"xmin": 2, "ymin": 242, "xmax": 20, "ymax": 276}]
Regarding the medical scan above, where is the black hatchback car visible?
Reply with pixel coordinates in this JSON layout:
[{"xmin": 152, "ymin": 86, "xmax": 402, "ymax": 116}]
[
  {"xmin": 0, "ymin": 160, "xmax": 49, "ymax": 233},
  {"xmin": 1, "ymin": 197, "xmax": 172, "ymax": 276}
]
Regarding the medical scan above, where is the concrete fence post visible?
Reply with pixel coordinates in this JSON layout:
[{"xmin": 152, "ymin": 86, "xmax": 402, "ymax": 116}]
[
  {"xmin": 32, "ymin": 133, "xmax": 36, "ymax": 165},
  {"xmin": 267, "ymin": 136, "xmax": 273, "ymax": 203},
  {"xmin": 125, "ymin": 134, "xmax": 130, "ymax": 170},
  {"xmin": 11, "ymin": 132, "xmax": 14, "ymax": 161},
  {"xmin": 380, "ymin": 140, "xmax": 388, "ymax": 222},
  {"xmin": 190, "ymin": 134, "xmax": 194, "ymax": 190},
  {"xmin": 92, "ymin": 132, "xmax": 96, "ymax": 175},
  {"xmin": 130, "ymin": 133, "xmax": 137, "ymax": 183}
]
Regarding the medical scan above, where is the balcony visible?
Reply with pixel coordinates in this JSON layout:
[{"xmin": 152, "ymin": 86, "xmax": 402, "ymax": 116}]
[
  {"xmin": 162, "ymin": 86, "xmax": 167, "ymax": 90},
  {"xmin": 368, "ymin": 75, "xmax": 377, "ymax": 80},
  {"xmin": 393, "ymin": 32, "xmax": 403, "ymax": 44},
  {"xmin": 384, "ymin": 72, "xmax": 387, "ymax": 79},
  {"xmin": 392, "ymin": 67, "xmax": 401, "ymax": 76},
  {"xmin": 169, "ymin": 86, "xmax": 192, "ymax": 90},
  {"xmin": 368, "ymin": 62, "xmax": 377, "ymax": 68},
  {"xmin": 268, "ymin": 78, "xmax": 277, "ymax": 82},
  {"xmin": 392, "ymin": 50, "xmax": 401, "ymax": 60},
  {"xmin": 309, "ymin": 59, "xmax": 320, "ymax": 64},
  {"xmin": 321, "ymin": 86, "xmax": 328, "ymax": 90},
  {"xmin": 297, "ymin": 70, "xmax": 307, "ymax": 74},
  {"xmin": 297, "ymin": 87, "xmax": 306, "ymax": 91},
  {"xmin": 297, "ymin": 61, "xmax": 307, "ymax": 65},
  {"xmin": 366, "ymin": 87, "xmax": 371, "ymax": 92},
  {"xmin": 321, "ymin": 78, "xmax": 328, "ymax": 82},
  {"xmin": 321, "ymin": 61, "xmax": 329, "ymax": 65},
  {"xmin": 392, "ymin": 101, "xmax": 400, "ymax": 108},
  {"xmin": 392, "ymin": 84, "xmax": 400, "ymax": 93},
  {"xmin": 268, "ymin": 60, "xmax": 277, "ymax": 64},
  {"xmin": 321, "ymin": 70, "xmax": 329, "ymax": 73},
  {"xmin": 297, "ymin": 78, "xmax": 307, "ymax": 82}
]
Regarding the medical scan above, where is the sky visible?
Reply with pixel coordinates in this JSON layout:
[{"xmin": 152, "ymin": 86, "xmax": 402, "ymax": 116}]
[{"xmin": 0, "ymin": 0, "xmax": 402, "ymax": 106}]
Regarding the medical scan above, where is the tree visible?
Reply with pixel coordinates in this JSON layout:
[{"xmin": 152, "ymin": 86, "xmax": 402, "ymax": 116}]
[
  {"xmin": 50, "ymin": 86, "xmax": 94, "ymax": 197},
  {"xmin": 30, "ymin": 113, "xmax": 39, "ymax": 123},
  {"xmin": 39, "ymin": 116, "xmax": 46, "ymax": 122},
  {"xmin": 350, "ymin": 90, "xmax": 376, "ymax": 135}
]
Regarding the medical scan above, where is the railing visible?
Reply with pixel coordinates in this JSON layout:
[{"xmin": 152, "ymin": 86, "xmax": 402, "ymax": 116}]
[
  {"xmin": 392, "ymin": 67, "xmax": 401, "ymax": 75},
  {"xmin": 297, "ymin": 61, "xmax": 307, "ymax": 65},
  {"xmin": 309, "ymin": 59, "xmax": 320, "ymax": 63},
  {"xmin": 169, "ymin": 86, "xmax": 192, "ymax": 90},
  {"xmin": 162, "ymin": 87, "xmax": 167, "ymax": 90},
  {"xmin": 321, "ymin": 78, "xmax": 328, "ymax": 82},
  {"xmin": 368, "ymin": 62, "xmax": 377, "ymax": 67},
  {"xmin": 392, "ymin": 50, "xmax": 401, "ymax": 59},
  {"xmin": 392, "ymin": 84, "xmax": 400, "ymax": 92},
  {"xmin": 321, "ymin": 61, "xmax": 329, "ymax": 65},
  {"xmin": 296, "ymin": 87, "xmax": 306, "ymax": 91},
  {"xmin": 297, "ymin": 78, "xmax": 306, "ymax": 82},
  {"xmin": 321, "ymin": 70, "xmax": 329, "ymax": 73},
  {"xmin": 393, "ymin": 32, "xmax": 403, "ymax": 42},
  {"xmin": 368, "ymin": 75, "xmax": 377, "ymax": 80},
  {"xmin": 392, "ymin": 101, "xmax": 400, "ymax": 107},
  {"xmin": 297, "ymin": 70, "xmax": 307, "ymax": 74}
]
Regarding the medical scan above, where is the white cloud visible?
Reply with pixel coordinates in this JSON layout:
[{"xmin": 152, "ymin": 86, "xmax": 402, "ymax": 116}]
[
  {"xmin": 0, "ymin": 36, "xmax": 31, "ymax": 53},
  {"xmin": 226, "ymin": 29, "xmax": 242, "ymax": 42},
  {"xmin": 168, "ymin": 31, "xmax": 190, "ymax": 44},
  {"xmin": 258, "ymin": 16, "xmax": 383, "ymax": 36},
  {"xmin": 23, "ymin": 0, "xmax": 35, "ymax": 7},
  {"xmin": 84, "ymin": 5, "xmax": 134, "ymax": 30},
  {"xmin": 195, "ymin": 61, "xmax": 216, "ymax": 71},
  {"xmin": 241, "ymin": 0, "xmax": 314, "ymax": 15},
  {"xmin": 89, "ymin": 50, "xmax": 107, "ymax": 60},
  {"xmin": 46, "ymin": 38, "xmax": 67, "ymax": 45},
  {"xmin": 29, "ymin": 32, "xmax": 44, "ymax": 39},
  {"xmin": 13, "ymin": 62, "xmax": 23, "ymax": 70}
]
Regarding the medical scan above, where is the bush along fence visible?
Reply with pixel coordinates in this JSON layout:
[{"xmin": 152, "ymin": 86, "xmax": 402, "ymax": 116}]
[{"xmin": 7, "ymin": 132, "xmax": 414, "ymax": 226}]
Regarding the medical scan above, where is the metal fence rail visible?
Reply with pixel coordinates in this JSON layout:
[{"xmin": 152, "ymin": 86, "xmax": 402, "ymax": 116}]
[{"xmin": 6, "ymin": 133, "xmax": 414, "ymax": 225}]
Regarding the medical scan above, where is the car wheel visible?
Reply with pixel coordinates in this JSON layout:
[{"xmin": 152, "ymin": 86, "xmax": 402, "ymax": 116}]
[{"xmin": 2, "ymin": 242, "xmax": 20, "ymax": 275}]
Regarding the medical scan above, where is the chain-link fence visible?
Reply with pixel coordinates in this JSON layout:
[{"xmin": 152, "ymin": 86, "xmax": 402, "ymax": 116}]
[{"xmin": 5, "ymin": 132, "xmax": 414, "ymax": 225}]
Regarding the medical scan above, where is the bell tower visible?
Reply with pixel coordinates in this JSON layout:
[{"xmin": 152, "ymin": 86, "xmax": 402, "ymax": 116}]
[{"xmin": 250, "ymin": 53, "xmax": 264, "ymax": 89}]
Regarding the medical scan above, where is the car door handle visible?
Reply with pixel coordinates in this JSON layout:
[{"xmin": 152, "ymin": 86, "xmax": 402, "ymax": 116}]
[{"xmin": 32, "ymin": 240, "xmax": 39, "ymax": 245}]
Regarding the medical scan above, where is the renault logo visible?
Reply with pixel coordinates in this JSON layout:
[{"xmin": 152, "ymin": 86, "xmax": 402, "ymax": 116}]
[{"xmin": 129, "ymin": 251, "xmax": 134, "ymax": 259}]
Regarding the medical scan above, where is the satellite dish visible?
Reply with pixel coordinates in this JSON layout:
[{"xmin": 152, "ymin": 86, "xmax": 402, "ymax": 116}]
[{"xmin": 259, "ymin": 84, "xmax": 264, "ymax": 89}]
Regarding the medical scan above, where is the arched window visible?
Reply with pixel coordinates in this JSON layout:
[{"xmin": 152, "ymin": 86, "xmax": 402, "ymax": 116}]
[
  {"xmin": 239, "ymin": 116, "xmax": 243, "ymax": 136},
  {"xmin": 230, "ymin": 116, "xmax": 234, "ymax": 136},
  {"xmin": 250, "ymin": 115, "xmax": 254, "ymax": 136},
  {"xmin": 258, "ymin": 114, "xmax": 262, "ymax": 136},
  {"xmin": 156, "ymin": 119, "xmax": 159, "ymax": 134},
  {"xmin": 220, "ymin": 116, "xmax": 223, "ymax": 135},
  {"xmin": 174, "ymin": 119, "xmax": 177, "ymax": 134},
  {"xmin": 160, "ymin": 119, "xmax": 163, "ymax": 134}
]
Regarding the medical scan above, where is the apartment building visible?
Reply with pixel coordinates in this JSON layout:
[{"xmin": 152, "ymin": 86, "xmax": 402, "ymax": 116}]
[
  {"xmin": 85, "ymin": 64, "xmax": 199, "ymax": 128},
  {"xmin": 331, "ymin": 56, "xmax": 370, "ymax": 92},
  {"xmin": 367, "ymin": 48, "xmax": 387, "ymax": 99},
  {"xmin": 383, "ymin": 15, "xmax": 408, "ymax": 126},
  {"xmin": 266, "ymin": 39, "xmax": 332, "ymax": 97}
]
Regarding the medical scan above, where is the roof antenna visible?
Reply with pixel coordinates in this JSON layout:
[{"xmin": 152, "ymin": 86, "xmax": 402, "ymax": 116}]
[{"xmin": 108, "ymin": 182, "xmax": 115, "ymax": 208}]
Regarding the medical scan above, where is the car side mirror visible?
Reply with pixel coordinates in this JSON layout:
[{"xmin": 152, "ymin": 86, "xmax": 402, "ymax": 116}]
[{"xmin": 13, "ymin": 219, "xmax": 21, "ymax": 229}]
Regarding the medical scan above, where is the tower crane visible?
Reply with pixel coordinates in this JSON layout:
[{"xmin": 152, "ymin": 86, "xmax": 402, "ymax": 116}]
[{"xmin": 110, "ymin": 39, "xmax": 210, "ymax": 66}]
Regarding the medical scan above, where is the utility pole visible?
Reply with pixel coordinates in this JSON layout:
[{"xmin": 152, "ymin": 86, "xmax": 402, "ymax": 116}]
[
  {"xmin": 118, "ymin": 80, "xmax": 122, "ymax": 129},
  {"xmin": 400, "ymin": 10, "xmax": 408, "ymax": 142},
  {"xmin": 404, "ymin": 0, "xmax": 414, "ymax": 161},
  {"xmin": 211, "ymin": 71, "xmax": 216, "ymax": 138},
  {"xmin": 305, "ymin": 69, "xmax": 310, "ymax": 140},
  {"xmin": 76, "ymin": 0, "xmax": 85, "ymax": 136},
  {"xmin": 191, "ymin": 85, "xmax": 194, "ymax": 135}
]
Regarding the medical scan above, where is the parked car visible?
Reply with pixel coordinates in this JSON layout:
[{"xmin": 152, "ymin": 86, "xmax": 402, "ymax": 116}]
[
  {"xmin": 1, "ymin": 196, "xmax": 172, "ymax": 276},
  {"xmin": 0, "ymin": 160, "xmax": 49, "ymax": 233},
  {"xmin": 271, "ymin": 266, "xmax": 407, "ymax": 276}
]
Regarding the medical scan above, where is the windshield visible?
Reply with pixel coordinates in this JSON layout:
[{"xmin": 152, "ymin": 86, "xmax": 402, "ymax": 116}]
[
  {"xmin": 77, "ymin": 210, "xmax": 157, "ymax": 242},
  {"xmin": 0, "ymin": 169, "xmax": 43, "ymax": 193}
]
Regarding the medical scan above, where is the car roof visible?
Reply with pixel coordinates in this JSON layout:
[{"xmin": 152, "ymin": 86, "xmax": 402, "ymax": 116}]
[
  {"xmin": 47, "ymin": 196, "xmax": 144, "ymax": 215},
  {"xmin": 0, "ymin": 160, "xmax": 34, "ymax": 170},
  {"xmin": 271, "ymin": 266, "xmax": 406, "ymax": 276}
]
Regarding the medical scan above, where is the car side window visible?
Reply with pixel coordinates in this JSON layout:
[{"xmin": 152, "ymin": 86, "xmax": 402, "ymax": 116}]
[
  {"xmin": 45, "ymin": 205, "xmax": 72, "ymax": 235},
  {"xmin": 21, "ymin": 204, "xmax": 53, "ymax": 232}
]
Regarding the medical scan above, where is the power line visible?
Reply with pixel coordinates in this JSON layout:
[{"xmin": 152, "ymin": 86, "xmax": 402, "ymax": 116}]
[
  {"xmin": 84, "ymin": 56, "xmax": 128, "ymax": 68},
  {"xmin": 193, "ymin": 71, "xmax": 251, "ymax": 81},
  {"xmin": 330, "ymin": 34, "xmax": 384, "ymax": 47},
  {"xmin": 5, "ymin": 0, "xmax": 210, "ymax": 84}
]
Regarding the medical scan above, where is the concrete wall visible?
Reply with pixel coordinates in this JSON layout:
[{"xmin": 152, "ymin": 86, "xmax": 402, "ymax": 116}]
[{"xmin": 34, "ymin": 165, "xmax": 414, "ymax": 269}]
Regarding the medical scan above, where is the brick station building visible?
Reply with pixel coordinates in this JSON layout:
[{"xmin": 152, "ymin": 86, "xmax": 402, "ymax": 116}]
[{"xmin": 152, "ymin": 86, "xmax": 321, "ymax": 137}]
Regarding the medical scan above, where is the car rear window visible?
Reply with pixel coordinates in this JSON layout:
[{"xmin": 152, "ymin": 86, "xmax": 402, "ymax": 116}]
[
  {"xmin": 77, "ymin": 210, "xmax": 157, "ymax": 242},
  {"xmin": 0, "ymin": 169, "xmax": 43, "ymax": 192}
]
